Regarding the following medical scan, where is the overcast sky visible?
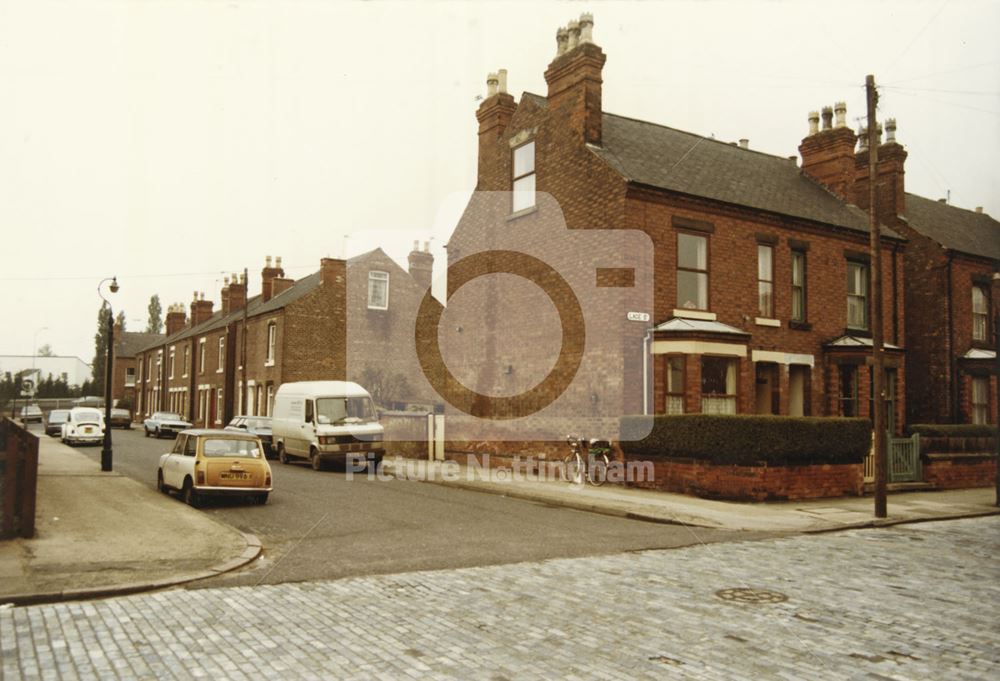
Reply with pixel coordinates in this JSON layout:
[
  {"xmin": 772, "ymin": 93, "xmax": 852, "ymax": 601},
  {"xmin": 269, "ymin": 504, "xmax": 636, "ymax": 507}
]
[{"xmin": 2, "ymin": 0, "xmax": 998, "ymax": 367}]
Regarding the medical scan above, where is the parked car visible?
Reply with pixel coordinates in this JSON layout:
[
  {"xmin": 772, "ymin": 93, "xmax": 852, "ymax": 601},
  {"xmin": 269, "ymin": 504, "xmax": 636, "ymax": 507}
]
[
  {"xmin": 271, "ymin": 381, "xmax": 384, "ymax": 471},
  {"xmin": 61, "ymin": 407, "xmax": 105, "ymax": 446},
  {"xmin": 45, "ymin": 409, "xmax": 70, "ymax": 437},
  {"xmin": 225, "ymin": 416, "xmax": 274, "ymax": 458},
  {"xmin": 157, "ymin": 429, "xmax": 272, "ymax": 506},
  {"xmin": 19, "ymin": 404, "xmax": 43, "ymax": 423},
  {"xmin": 109, "ymin": 408, "xmax": 132, "ymax": 429},
  {"xmin": 144, "ymin": 412, "xmax": 193, "ymax": 438}
]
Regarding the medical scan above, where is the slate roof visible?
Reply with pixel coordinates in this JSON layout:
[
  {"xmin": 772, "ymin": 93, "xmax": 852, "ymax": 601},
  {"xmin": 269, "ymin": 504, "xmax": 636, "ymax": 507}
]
[
  {"xmin": 116, "ymin": 332, "xmax": 164, "ymax": 358},
  {"xmin": 903, "ymin": 193, "xmax": 1000, "ymax": 261},
  {"xmin": 521, "ymin": 92, "xmax": 898, "ymax": 238},
  {"xmin": 825, "ymin": 335, "xmax": 901, "ymax": 351},
  {"xmin": 653, "ymin": 317, "xmax": 749, "ymax": 336},
  {"xmin": 136, "ymin": 272, "xmax": 322, "ymax": 353}
]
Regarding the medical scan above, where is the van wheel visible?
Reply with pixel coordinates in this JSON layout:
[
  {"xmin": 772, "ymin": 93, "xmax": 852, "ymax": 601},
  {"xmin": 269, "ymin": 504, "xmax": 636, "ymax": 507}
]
[
  {"xmin": 310, "ymin": 448, "xmax": 324, "ymax": 471},
  {"xmin": 278, "ymin": 443, "xmax": 289, "ymax": 465}
]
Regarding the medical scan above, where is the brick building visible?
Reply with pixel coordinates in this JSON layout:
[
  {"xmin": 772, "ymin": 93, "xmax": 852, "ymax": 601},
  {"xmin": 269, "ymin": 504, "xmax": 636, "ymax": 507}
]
[
  {"xmin": 444, "ymin": 14, "xmax": 908, "ymax": 438},
  {"xmin": 111, "ymin": 328, "xmax": 163, "ymax": 407},
  {"xmin": 135, "ymin": 247, "xmax": 439, "ymax": 426}
]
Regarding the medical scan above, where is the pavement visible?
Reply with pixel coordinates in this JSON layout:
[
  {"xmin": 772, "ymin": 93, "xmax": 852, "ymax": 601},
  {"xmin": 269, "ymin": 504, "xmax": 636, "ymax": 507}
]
[
  {"xmin": 3, "ymin": 516, "xmax": 999, "ymax": 679},
  {"xmin": 379, "ymin": 455, "xmax": 1000, "ymax": 532},
  {"xmin": 1, "ymin": 437, "xmax": 996, "ymax": 608},
  {"xmin": 0, "ymin": 434, "xmax": 261, "ymax": 606}
]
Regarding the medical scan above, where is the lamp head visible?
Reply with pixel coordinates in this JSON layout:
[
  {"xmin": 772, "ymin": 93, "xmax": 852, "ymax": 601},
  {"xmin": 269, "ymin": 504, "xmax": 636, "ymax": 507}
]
[{"xmin": 109, "ymin": 277, "xmax": 119, "ymax": 294}]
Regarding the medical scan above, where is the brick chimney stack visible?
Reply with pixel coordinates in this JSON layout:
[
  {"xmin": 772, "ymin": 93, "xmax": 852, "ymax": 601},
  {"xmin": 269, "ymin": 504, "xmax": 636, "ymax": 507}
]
[
  {"xmin": 407, "ymin": 240, "xmax": 434, "ymax": 291},
  {"xmin": 261, "ymin": 255, "xmax": 285, "ymax": 302},
  {"xmin": 190, "ymin": 291, "xmax": 214, "ymax": 326},
  {"xmin": 228, "ymin": 272, "xmax": 247, "ymax": 312},
  {"xmin": 798, "ymin": 101, "xmax": 857, "ymax": 201},
  {"xmin": 165, "ymin": 304, "xmax": 187, "ymax": 335},
  {"xmin": 220, "ymin": 275, "xmax": 232, "ymax": 315},
  {"xmin": 320, "ymin": 257, "xmax": 346, "ymax": 288},
  {"xmin": 854, "ymin": 117, "xmax": 907, "ymax": 221},
  {"xmin": 476, "ymin": 67, "xmax": 517, "ymax": 183},
  {"xmin": 544, "ymin": 12, "xmax": 606, "ymax": 146}
]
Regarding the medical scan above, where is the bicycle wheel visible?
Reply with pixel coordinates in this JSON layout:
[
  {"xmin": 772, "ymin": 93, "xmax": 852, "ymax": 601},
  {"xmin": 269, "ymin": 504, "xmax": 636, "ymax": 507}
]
[
  {"xmin": 587, "ymin": 453, "xmax": 611, "ymax": 486},
  {"xmin": 562, "ymin": 452, "xmax": 584, "ymax": 483}
]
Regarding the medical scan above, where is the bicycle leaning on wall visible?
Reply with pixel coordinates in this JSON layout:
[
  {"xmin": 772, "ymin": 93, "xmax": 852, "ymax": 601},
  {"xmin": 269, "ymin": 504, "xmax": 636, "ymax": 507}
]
[{"xmin": 561, "ymin": 435, "xmax": 613, "ymax": 486}]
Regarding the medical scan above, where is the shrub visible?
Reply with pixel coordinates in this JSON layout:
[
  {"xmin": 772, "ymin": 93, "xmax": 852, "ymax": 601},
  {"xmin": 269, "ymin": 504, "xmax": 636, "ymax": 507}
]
[
  {"xmin": 619, "ymin": 414, "xmax": 871, "ymax": 467},
  {"xmin": 908, "ymin": 423, "xmax": 996, "ymax": 438}
]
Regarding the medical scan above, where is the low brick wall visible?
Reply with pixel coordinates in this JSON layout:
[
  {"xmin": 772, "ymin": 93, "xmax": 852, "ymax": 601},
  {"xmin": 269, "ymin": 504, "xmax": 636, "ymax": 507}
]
[
  {"xmin": 625, "ymin": 457, "xmax": 864, "ymax": 502},
  {"xmin": 922, "ymin": 453, "xmax": 997, "ymax": 490}
]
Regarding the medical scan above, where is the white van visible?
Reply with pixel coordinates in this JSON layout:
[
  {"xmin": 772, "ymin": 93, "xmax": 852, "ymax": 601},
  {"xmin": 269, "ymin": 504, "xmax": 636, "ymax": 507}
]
[{"xmin": 271, "ymin": 381, "xmax": 385, "ymax": 472}]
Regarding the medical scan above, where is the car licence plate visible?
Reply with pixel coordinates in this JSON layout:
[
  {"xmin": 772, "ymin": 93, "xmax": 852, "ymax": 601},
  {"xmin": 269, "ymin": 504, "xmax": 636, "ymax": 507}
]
[
  {"xmin": 220, "ymin": 472, "xmax": 249, "ymax": 480},
  {"xmin": 84, "ymin": 427, "xmax": 93, "ymax": 434}
]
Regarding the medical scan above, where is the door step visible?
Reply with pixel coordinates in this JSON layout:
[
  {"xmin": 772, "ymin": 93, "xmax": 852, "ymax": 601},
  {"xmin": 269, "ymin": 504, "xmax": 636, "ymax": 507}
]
[{"xmin": 864, "ymin": 481, "xmax": 936, "ymax": 494}]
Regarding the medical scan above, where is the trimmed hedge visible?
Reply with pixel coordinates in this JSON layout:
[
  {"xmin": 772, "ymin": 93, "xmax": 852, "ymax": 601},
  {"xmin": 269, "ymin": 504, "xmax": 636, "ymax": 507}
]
[
  {"xmin": 909, "ymin": 423, "xmax": 996, "ymax": 438},
  {"xmin": 619, "ymin": 415, "xmax": 871, "ymax": 467}
]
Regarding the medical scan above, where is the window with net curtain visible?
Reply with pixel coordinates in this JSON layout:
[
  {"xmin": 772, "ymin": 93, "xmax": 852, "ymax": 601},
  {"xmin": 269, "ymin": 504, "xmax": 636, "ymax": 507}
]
[
  {"xmin": 971, "ymin": 376, "xmax": 989, "ymax": 424},
  {"xmin": 846, "ymin": 261, "xmax": 868, "ymax": 329},
  {"xmin": 701, "ymin": 356, "xmax": 736, "ymax": 414},
  {"xmin": 677, "ymin": 233, "xmax": 708, "ymax": 310},
  {"xmin": 972, "ymin": 285, "xmax": 988, "ymax": 341},
  {"xmin": 758, "ymin": 244, "xmax": 773, "ymax": 317}
]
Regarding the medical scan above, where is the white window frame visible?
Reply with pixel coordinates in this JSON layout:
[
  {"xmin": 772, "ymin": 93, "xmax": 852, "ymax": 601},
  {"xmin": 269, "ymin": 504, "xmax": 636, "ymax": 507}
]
[
  {"xmin": 972, "ymin": 285, "xmax": 989, "ymax": 342},
  {"xmin": 368, "ymin": 271, "xmax": 389, "ymax": 310},
  {"xmin": 971, "ymin": 376, "xmax": 990, "ymax": 425},
  {"xmin": 757, "ymin": 244, "xmax": 774, "ymax": 318},
  {"xmin": 182, "ymin": 346, "xmax": 190, "ymax": 378},
  {"xmin": 215, "ymin": 389, "xmax": 223, "ymax": 425},
  {"xmin": 847, "ymin": 261, "xmax": 869, "ymax": 330},
  {"xmin": 125, "ymin": 366, "xmax": 136, "ymax": 387},
  {"xmin": 266, "ymin": 385, "xmax": 274, "ymax": 417},
  {"xmin": 677, "ymin": 232, "xmax": 709, "ymax": 311},
  {"xmin": 199, "ymin": 338, "xmax": 207, "ymax": 374},
  {"xmin": 217, "ymin": 337, "xmax": 225, "ymax": 373},
  {"xmin": 266, "ymin": 321, "xmax": 277, "ymax": 366},
  {"xmin": 512, "ymin": 140, "xmax": 536, "ymax": 213},
  {"xmin": 168, "ymin": 346, "xmax": 175, "ymax": 379}
]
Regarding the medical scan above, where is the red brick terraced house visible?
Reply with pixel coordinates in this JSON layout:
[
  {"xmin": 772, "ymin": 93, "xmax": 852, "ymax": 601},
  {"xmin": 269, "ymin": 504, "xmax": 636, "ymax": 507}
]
[
  {"xmin": 135, "ymin": 248, "xmax": 440, "ymax": 426},
  {"xmin": 111, "ymin": 328, "xmax": 163, "ymax": 409},
  {"xmin": 446, "ymin": 14, "xmax": 908, "ymax": 437}
]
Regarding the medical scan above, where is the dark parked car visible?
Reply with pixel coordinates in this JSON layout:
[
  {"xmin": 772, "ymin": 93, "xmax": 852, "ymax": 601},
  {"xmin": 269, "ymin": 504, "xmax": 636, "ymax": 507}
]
[
  {"xmin": 19, "ymin": 405, "xmax": 43, "ymax": 423},
  {"xmin": 225, "ymin": 416, "xmax": 274, "ymax": 458},
  {"xmin": 110, "ymin": 408, "xmax": 132, "ymax": 429},
  {"xmin": 45, "ymin": 409, "xmax": 70, "ymax": 436}
]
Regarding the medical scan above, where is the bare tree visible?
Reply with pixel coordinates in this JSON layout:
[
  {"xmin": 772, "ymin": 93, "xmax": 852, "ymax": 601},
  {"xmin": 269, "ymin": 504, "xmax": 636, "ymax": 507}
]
[{"xmin": 354, "ymin": 365, "xmax": 411, "ymax": 408}]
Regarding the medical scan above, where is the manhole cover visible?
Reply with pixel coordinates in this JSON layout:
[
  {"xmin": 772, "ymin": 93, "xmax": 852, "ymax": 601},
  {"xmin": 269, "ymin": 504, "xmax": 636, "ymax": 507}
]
[{"xmin": 715, "ymin": 587, "xmax": 788, "ymax": 604}]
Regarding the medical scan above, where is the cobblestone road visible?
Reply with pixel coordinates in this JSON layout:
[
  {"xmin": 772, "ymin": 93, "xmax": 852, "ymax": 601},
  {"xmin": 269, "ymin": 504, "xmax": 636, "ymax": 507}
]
[{"xmin": 2, "ymin": 516, "xmax": 998, "ymax": 680}]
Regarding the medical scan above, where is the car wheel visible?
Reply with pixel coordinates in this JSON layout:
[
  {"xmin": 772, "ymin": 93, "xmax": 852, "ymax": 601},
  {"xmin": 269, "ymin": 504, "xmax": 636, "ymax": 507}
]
[
  {"xmin": 278, "ymin": 443, "xmax": 289, "ymax": 465},
  {"xmin": 155, "ymin": 428, "xmax": 161, "ymax": 439},
  {"xmin": 144, "ymin": 427, "xmax": 150, "ymax": 438},
  {"xmin": 157, "ymin": 470, "xmax": 168, "ymax": 494},
  {"xmin": 310, "ymin": 448, "xmax": 324, "ymax": 472},
  {"xmin": 182, "ymin": 478, "xmax": 200, "ymax": 508}
]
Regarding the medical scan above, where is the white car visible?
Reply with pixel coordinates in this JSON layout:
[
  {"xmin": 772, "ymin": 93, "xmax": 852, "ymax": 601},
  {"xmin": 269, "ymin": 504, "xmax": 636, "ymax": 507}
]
[{"xmin": 61, "ymin": 407, "xmax": 105, "ymax": 446}]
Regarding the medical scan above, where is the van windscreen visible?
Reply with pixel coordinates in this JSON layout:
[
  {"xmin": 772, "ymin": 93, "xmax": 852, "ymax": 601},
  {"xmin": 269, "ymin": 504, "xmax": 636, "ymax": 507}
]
[{"xmin": 316, "ymin": 397, "xmax": 375, "ymax": 425}]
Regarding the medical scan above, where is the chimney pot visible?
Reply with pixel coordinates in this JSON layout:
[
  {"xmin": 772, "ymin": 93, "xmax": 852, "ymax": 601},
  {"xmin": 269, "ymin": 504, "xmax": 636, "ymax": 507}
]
[
  {"xmin": 497, "ymin": 69, "xmax": 508, "ymax": 94},
  {"xmin": 821, "ymin": 106, "xmax": 833, "ymax": 130},
  {"xmin": 486, "ymin": 72, "xmax": 499, "ymax": 97},
  {"xmin": 858, "ymin": 126, "xmax": 869, "ymax": 150},
  {"xmin": 808, "ymin": 111, "xmax": 820, "ymax": 135},
  {"xmin": 567, "ymin": 20, "xmax": 580, "ymax": 51},
  {"xmin": 275, "ymin": 256, "xmax": 282, "ymax": 268},
  {"xmin": 265, "ymin": 255, "xmax": 272, "ymax": 267},
  {"xmin": 834, "ymin": 101, "xmax": 847, "ymax": 128},
  {"xmin": 556, "ymin": 26, "xmax": 568, "ymax": 56},
  {"xmin": 938, "ymin": 198, "xmax": 947, "ymax": 203},
  {"xmin": 739, "ymin": 138, "xmax": 749, "ymax": 149},
  {"xmin": 412, "ymin": 240, "xmax": 419, "ymax": 251},
  {"xmin": 885, "ymin": 118, "xmax": 897, "ymax": 144},
  {"xmin": 875, "ymin": 123, "xmax": 883, "ymax": 146},
  {"xmin": 578, "ymin": 13, "xmax": 594, "ymax": 44},
  {"xmin": 423, "ymin": 240, "xmax": 430, "ymax": 252},
  {"xmin": 975, "ymin": 206, "xmax": 983, "ymax": 213}
]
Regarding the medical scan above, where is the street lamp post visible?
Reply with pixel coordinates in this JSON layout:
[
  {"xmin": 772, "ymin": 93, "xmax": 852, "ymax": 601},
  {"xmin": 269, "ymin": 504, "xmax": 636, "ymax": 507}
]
[{"xmin": 98, "ymin": 277, "xmax": 119, "ymax": 472}]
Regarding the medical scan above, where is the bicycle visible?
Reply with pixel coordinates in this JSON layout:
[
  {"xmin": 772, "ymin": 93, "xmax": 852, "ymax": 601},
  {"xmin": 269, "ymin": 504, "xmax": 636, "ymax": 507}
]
[{"xmin": 561, "ymin": 435, "xmax": 613, "ymax": 486}]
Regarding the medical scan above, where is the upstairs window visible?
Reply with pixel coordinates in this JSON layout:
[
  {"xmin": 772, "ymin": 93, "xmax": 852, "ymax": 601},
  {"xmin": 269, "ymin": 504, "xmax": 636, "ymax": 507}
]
[
  {"xmin": 199, "ymin": 339, "xmax": 206, "ymax": 374},
  {"xmin": 266, "ymin": 322, "xmax": 277, "ymax": 365},
  {"xmin": 757, "ymin": 244, "xmax": 774, "ymax": 318},
  {"xmin": 512, "ymin": 141, "xmax": 536, "ymax": 213},
  {"xmin": 217, "ymin": 337, "xmax": 225, "ymax": 372},
  {"xmin": 846, "ymin": 261, "xmax": 869, "ymax": 330},
  {"xmin": 791, "ymin": 251, "xmax": 807, "ymax": 322},
  {"xmin": 183, "ymin": 346, "xmax": 190, "ymax": 377},
  {"xmin": 677, "ymin": 232, "xmax": 708, "ymax": 310},
  {"xmin": 972, "ymin": 285, "xmax": 989, "ymax": 342},
  {"xmin": 368, "ymin": 271, "xmax": 389, "ymax": 310},
  {"xmin": 125, "ymin": 367, "xmax": 136, "ymax": 387},
  {"xmin": 168, "ymin": 347, "xmax": 175, "ymax": 379}
]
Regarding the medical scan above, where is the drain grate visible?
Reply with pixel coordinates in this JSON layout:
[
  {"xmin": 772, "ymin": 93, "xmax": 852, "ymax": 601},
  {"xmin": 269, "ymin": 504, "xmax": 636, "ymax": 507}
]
[{"xmin": 715, "ymin": 587, "xmax": 788, "ymax": 604}]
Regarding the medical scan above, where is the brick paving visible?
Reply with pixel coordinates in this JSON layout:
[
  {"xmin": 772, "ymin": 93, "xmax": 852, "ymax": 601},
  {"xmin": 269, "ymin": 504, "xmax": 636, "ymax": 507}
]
[{"xmin": 2, "ymin": 516, "xmax": 998, "ymax": 680}]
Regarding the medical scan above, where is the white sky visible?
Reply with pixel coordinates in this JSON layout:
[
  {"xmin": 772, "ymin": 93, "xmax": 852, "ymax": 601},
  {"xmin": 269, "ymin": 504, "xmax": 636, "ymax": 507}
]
[{"xmin": 2, "ymin": 0, "xmax": 998, "ymax": 365}]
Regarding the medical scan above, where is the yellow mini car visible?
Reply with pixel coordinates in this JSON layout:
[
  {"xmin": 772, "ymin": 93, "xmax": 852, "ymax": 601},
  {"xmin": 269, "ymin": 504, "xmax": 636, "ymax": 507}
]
[{"xmin": 157, "ymin": 429, "xmax": 273, "ymax": 506}]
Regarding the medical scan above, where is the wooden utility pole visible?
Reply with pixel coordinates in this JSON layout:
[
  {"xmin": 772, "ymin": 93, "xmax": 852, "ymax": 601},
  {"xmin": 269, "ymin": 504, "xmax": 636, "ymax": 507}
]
[
  {"xmin": 241, "ymin": 267, "xmax": 248, "ymax": 416},
  {"xmin": 867, "ymin": 74, "xmax": 888, "ymax": 518}
]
